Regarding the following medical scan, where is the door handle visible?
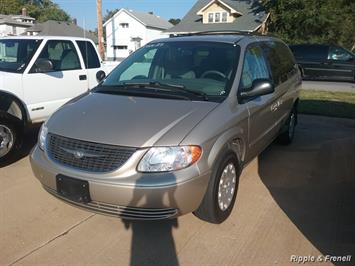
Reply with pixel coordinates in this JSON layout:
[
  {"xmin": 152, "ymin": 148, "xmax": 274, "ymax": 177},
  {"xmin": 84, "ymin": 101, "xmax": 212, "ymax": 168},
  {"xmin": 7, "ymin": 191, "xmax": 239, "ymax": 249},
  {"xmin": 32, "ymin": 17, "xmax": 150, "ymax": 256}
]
[{"xmin": 79, "ymin": 75, "xmax": 87, "ymax": 81}]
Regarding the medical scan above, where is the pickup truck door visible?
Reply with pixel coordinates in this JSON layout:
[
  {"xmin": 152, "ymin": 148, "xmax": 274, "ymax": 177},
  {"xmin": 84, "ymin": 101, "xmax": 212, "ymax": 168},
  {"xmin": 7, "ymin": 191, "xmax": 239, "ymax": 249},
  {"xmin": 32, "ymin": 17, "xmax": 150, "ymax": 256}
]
[
  {"xmin": 241, "ymin": 44, "xmax": 278, "ymax": 163},
  {"xmin": 75, "ymin": 40, "xmax": 103, "ymax": 88},
  {"xmin": 23, "ymin": 39, "xmax": 88, "ymax": 123}
]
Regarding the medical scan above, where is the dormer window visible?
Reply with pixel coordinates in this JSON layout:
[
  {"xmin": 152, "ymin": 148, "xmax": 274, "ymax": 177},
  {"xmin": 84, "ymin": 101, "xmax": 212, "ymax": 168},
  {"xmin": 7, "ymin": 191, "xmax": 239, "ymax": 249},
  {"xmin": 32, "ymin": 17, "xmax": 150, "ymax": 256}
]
[
  {"xmin": 215, "ymin": 13, "xmax": 220, "ymax": 23},
  {"xmin": 207, "ymin": 11, "xmax": 229, "ymax": 23},
  {"xmin": 222, "ymin": 12, "xmax": 228, "ymax": 22},
  {"xmin": 208, "ymin": 13, "xmax": 213, "ymax": 23},
  {"xmin": 197, "ymin": 0, "xmax": 243, "ymax": 24}
]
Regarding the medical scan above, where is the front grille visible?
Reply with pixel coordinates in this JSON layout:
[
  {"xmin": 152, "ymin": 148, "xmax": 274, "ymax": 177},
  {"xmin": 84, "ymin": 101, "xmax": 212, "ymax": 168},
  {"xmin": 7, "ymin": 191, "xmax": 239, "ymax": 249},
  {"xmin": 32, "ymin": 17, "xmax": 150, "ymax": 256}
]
[
  {"xmin": 47, "ymin": 133, "xmax": 136, "ymax": 173},
  {"xmin": 45, "ymin": 187, "xmax": 178, "ymax": 220}
]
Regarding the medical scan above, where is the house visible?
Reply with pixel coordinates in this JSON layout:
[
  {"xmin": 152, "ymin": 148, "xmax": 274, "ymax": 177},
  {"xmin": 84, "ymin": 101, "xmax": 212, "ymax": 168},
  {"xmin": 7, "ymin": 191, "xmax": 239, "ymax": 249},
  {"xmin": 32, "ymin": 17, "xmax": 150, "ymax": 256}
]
[
  {"xmin": 25, "ymin": 20, "xmax": 98, "ymax": 43},
  {"xmin": 104, "ymin": 9, "xmax": 173, "ymax": 61},
  {"xmin": 0, "ymin": 8, "xmax": 35, "ymax": 37},
  {"xmin": 166, "ymin": 0, "xmax": 269, "ymax": 35}
]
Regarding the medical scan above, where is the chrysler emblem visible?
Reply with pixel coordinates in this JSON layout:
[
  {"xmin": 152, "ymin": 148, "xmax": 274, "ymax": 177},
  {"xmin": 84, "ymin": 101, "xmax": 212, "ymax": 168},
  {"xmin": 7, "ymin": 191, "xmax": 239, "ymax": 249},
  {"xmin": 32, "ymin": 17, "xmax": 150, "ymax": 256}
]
[
  {"xmin": 73, "ymin": 151, "xmax": 85, "ymax": 159},
  {"xmin": 60, "ymin": 147, "xmax": 103, "ymax": 159}
]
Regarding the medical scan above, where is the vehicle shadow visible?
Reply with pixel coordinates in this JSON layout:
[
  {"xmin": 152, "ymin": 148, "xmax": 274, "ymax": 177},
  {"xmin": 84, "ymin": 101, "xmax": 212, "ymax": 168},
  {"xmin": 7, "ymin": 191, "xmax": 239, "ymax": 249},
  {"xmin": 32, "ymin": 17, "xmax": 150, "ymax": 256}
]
[
  {"xmin": 0, "ymin": 125, "xmax": 40, "ymax": 168},
  {"xmin": 122, "ymin": 175, "xmax": 179, "ymax": 266},
  {"xmin": 258, "ymin": 117, "xmax": 355, "ymax": 265}
]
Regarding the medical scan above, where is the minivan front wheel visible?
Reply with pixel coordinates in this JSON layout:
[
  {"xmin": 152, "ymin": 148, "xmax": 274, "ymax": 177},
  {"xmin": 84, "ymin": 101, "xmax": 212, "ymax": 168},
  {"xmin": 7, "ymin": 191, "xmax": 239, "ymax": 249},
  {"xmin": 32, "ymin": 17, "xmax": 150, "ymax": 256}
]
[{"xmin": 194, "ymin": 152, "xmax": 240, "ymax": 224}]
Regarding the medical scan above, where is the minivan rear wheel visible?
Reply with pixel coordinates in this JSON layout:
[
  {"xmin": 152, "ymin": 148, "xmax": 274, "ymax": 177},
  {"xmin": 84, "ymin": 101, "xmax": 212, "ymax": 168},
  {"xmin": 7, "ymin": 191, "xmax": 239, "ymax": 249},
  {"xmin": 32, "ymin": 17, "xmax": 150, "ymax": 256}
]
[
  {"xmin": 278, "ymin": 107, "xmax": 297, "ymax": 145},
  {"xmin": 194, "ymin": 152, "xmax": 240, "ymax": 224}
]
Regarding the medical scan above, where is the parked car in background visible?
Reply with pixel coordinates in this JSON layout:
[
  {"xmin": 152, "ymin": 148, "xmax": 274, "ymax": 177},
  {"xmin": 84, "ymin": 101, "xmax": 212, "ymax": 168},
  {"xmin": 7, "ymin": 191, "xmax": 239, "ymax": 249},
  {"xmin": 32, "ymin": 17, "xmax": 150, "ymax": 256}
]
[
  {"xmin": 0, "ymin": 36, "xmax": 119, "ymax": 162},
  {"xmin": 289, "ymin": 44, "xmax": 355, "ymax": 82},
  {"xmin": 30, "ymin": 32, "xmax": 301, "ymax": 223}
]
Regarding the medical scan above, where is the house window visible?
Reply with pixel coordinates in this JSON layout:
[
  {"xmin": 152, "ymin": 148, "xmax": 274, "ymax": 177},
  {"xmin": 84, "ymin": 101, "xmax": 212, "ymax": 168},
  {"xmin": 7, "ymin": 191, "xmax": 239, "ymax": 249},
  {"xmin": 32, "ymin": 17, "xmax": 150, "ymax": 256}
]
[
  {"xmin": 208, "ymin": 13, "xmax": 214, "ymax": 23},
  {"xmin": 120, "ymin": 23, "xmax": 129, "ymax": 28},
  {"xmin": 113, "ymin": 45, "xmax": 128, "ymax": 50},
  {"xmin": 215, "ymin": 12, "xmax": 220, "ymax": 23},
  {"xmin": 207, "ymin": 12, "xmax": 229, "ymax": 23},
  {"xmin": 222, "ymin": 12, "xmax": 228, "ymax": 22}
]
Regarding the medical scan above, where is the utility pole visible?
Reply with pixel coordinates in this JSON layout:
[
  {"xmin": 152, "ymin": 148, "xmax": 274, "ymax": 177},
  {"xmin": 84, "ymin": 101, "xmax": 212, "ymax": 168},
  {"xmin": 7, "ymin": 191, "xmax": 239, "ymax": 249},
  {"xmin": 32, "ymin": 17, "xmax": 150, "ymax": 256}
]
[{"xmin": 96, "ymin": 0, "xmax": 105, "ymax": 60}]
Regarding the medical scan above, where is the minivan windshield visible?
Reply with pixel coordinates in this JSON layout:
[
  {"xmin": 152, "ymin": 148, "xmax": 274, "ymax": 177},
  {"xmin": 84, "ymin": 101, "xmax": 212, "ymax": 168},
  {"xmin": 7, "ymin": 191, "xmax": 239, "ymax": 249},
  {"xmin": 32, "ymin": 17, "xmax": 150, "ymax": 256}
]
[
  {"xmin": 101, "ymin": 41, "xmax": 240, "ymax": 102},
  {"xmin": 0, "ymin": 39, "xmax": 42, "ymax": 73}
]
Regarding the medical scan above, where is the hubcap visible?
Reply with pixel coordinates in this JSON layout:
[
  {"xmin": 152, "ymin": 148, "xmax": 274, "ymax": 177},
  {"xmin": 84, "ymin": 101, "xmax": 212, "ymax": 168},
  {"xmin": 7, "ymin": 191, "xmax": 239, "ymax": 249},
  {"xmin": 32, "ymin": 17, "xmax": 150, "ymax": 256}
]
[
  {"xmin": 289, "ymin": 112, "xmax": 296, "ymax": 139},
  {"xmin": 218, "ymin": 163, "xmax": 237, "ymax": 211},
  {"xmin": 0, "ymin": 125, "xmax": 14, "ymax": 158}
]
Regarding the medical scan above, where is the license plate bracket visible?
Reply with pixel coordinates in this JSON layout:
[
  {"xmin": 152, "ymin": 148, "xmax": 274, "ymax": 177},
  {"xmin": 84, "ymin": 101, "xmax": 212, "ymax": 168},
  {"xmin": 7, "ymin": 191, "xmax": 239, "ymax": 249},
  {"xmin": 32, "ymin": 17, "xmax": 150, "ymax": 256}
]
[{"xmin": 56, "ymin": 175, "xmax": 91, "ymax": 203}]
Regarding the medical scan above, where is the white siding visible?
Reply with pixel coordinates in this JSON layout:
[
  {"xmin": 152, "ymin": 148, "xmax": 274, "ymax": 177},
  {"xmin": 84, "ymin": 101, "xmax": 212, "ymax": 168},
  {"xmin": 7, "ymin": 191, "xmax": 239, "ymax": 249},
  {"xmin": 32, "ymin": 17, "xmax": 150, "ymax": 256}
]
[
  {"xmin": 0, "ymin": 24, "xmax": 30, "ymax": 37},
  {"xmin": 105, "ymin": 10, "xmax": 168, "ymax": 61}
]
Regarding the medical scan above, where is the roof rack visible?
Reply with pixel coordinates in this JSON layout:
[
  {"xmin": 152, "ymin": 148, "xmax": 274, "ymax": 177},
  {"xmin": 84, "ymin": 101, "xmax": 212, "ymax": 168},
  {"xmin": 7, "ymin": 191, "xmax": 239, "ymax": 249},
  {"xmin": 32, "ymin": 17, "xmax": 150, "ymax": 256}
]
[{"xmin": 170, "ymin": 30, "xmax": 271, "ymax": 38}]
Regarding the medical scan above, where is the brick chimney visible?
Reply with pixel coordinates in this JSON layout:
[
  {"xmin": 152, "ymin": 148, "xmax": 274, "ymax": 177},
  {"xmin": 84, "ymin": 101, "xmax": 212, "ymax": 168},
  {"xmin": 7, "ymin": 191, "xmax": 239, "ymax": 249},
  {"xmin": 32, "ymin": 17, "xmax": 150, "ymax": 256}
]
[{"xmin": 22, "ymin": 7, "xmax": 27, "ymax": 17}]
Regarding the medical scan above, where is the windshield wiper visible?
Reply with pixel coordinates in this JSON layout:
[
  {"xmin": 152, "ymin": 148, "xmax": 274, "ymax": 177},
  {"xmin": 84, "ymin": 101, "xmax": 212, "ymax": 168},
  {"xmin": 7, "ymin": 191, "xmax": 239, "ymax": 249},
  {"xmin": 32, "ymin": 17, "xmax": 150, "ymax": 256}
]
[
  {"xmin": 93, "ymin": 85, "xmax": 192, "ymax": 101},
  {"xmin": 122, "ymin": 81, "xmax": 209, "ymax": 101}
]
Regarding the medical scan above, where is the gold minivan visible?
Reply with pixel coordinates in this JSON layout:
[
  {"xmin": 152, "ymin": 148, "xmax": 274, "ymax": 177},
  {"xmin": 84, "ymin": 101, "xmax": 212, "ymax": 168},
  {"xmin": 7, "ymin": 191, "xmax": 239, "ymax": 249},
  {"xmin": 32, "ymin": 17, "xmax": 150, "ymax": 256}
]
[{"xmin": 31, "ymin": 33, "xmax": 301, "ymax": 223}]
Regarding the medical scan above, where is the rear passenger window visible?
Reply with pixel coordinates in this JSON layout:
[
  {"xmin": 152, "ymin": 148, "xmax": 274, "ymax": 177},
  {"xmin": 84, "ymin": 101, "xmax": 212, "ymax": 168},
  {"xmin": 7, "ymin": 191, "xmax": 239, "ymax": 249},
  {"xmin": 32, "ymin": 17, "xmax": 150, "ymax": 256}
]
[
  {"xmin": 262, "ymin": 41, "xmax": 296, "ymax": 85},
  {"xmin": 76, "ymin": 41, "xmax": 101, "ymax": 69},
  {"xmin": 241, "ymin": 45, "xmax": 269, "ymax": 90}
]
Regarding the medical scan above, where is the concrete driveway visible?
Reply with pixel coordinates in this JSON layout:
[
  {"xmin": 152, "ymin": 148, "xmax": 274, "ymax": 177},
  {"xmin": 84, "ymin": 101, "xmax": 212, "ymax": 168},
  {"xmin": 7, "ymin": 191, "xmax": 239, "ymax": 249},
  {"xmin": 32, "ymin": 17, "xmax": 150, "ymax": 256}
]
[{"xmin": 1, "ymin": 115, "xmax": 355, "ymax": 266}]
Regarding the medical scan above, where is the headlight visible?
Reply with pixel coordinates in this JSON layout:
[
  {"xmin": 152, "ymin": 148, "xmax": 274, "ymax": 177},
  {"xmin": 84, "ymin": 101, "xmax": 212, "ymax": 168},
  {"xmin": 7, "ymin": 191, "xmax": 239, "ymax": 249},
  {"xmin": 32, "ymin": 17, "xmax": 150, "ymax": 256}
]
[
  {"xmin": 39, "ymin": 124, "xmax": 48, "ymax": 151},
  {"xmin": 137, "ymin": 146, "xmax": 202, "ymax": 172}
]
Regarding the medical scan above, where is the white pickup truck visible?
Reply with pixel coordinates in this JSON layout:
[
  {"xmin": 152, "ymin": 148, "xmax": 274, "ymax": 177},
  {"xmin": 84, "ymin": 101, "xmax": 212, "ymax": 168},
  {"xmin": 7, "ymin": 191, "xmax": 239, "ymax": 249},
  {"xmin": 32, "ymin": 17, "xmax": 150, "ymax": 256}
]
[{"xmin": 0, "ymin": 36, "xmax": 118, "ymax": 161}]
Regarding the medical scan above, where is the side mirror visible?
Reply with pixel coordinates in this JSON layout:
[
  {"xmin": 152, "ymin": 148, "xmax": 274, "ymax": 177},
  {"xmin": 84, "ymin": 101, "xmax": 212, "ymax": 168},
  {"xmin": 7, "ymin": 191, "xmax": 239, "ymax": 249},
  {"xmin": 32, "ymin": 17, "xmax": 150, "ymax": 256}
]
[
  {"xmin": 96, "ymin": 70, "xmax": 106, "ymax": 83},
  {"xmin": 34, "ymin": 58, "xmax": 53, "ymax": 73},
  {"xmin": 240, "ymin": 79, "xmax": 275, "ymax": 100}
]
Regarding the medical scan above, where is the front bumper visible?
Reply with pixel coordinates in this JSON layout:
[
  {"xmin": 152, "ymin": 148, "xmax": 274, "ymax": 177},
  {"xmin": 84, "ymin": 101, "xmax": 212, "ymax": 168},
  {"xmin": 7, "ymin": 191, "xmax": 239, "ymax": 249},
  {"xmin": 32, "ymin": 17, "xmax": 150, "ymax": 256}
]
[{"xmin": 30, "ymin": 145, "xmax": 211, "ymax": 220}]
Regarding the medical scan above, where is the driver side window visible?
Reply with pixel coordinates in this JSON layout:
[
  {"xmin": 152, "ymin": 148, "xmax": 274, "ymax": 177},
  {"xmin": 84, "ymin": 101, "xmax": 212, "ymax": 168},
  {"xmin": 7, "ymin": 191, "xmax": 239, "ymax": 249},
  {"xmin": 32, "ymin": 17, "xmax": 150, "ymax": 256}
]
[
  {"xmin": 241, "ymin": 46, "xmax": 269, "ymax": 90},
  {"xmin": 328, "ymin": 46, "xmax": 353, "ymax": 61},
  {"xmin": 33, "ymin": 40, "xmax": 81, "ymax": 73}
]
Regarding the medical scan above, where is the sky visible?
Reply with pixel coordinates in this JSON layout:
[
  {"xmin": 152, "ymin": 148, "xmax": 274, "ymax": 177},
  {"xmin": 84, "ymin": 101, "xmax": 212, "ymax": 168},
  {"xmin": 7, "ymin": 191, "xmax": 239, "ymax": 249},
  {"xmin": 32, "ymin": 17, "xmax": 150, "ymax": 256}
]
[{"xmin": 53, "ymin": 0, "xmax": 196, "ymax": 30}]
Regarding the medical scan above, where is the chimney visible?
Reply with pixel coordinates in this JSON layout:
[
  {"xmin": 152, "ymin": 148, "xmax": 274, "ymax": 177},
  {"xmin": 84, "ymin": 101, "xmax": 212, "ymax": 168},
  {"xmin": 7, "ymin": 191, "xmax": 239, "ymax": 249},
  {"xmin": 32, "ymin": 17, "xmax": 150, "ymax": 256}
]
[
  {"xmin": 73, "ymin": 18, "xmax": 77, "ymax": 25},
  {"xmin": 22, "ymin": 7, "xmax": 27, "ymax": 17},
  {"xmin": 148, "ymin": 11, "xmax": 154, "ymax": 15}
]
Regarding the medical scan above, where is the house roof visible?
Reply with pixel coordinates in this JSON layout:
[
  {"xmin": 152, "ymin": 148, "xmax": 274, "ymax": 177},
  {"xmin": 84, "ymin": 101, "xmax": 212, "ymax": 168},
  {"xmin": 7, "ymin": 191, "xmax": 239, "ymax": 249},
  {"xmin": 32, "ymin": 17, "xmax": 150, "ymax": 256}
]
[
  {"xmin": 0, "ymin": 14, "xmax": 35, "ymax": 27},
  {"xmin": 166, "ymin": 0, "xmax": 268, "ymax": 34},
  {"xmin": 103, "ymin": 8, "xmax": 173, "ymax": 30},
  {"xmin": 25, "ymin": 20, "xmax": 98, "ymax": 43}
]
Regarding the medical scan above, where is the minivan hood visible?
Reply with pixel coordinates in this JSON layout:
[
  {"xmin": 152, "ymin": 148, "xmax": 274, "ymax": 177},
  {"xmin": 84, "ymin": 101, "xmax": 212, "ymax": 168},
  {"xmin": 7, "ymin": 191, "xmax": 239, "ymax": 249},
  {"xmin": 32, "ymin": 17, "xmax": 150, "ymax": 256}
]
[{"xmin": 46, "ymin": 92, "xmax": 218, "ymax": 147}]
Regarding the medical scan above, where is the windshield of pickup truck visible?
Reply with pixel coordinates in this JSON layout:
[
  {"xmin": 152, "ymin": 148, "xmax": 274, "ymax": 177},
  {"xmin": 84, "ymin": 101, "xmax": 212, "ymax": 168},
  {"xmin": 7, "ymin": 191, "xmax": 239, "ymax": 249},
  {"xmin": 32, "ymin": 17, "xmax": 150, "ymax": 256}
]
[
  {"xmin": 0, "ymin": 39, "xmax": 42, "ymax": 73},
  {"xmin": 102, "ymin": 42, "xmax": 240, "ymax": 102}
]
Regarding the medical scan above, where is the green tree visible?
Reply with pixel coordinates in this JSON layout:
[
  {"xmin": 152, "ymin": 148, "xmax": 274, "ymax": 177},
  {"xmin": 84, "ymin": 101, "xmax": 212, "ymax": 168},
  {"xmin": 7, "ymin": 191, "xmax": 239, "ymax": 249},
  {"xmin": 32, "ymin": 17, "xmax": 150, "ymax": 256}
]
[
  {"xmin": 263, "ymin": 0, "xmax": 355, "ymax": 50},
  {"xmin": 103, "ymin": 8, "xmax": 119, "ymax": 23},
  {"xmin": 0, "ymin": 0, "xmax": 70, "ymax": 22},
  {"xmin": 168, "ymin": 18, "xmax": 181, "ymax": 25},
  {"xmin": 0, "ymin": 0, "xmax": 22, "ymax": 15}
]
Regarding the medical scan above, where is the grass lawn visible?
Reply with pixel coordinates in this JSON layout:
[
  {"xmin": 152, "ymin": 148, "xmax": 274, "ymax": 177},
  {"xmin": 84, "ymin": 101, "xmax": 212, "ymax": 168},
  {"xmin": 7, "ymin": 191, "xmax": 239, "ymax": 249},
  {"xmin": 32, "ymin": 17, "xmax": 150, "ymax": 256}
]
[{"xmin": 299, "ymin": 90, "xmax": 355, "ymax": 119}]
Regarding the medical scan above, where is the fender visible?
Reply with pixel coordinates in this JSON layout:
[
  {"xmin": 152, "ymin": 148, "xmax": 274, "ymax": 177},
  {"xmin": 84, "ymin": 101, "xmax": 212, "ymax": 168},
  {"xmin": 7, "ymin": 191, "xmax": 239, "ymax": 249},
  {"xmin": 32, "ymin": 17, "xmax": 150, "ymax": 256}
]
[
  {"xmin": 207, "ymin": 126, "xmax": 247, "ymax": 169},
  {"xmin": 0, "ymin": 90, "xmax": 30, "ymax": 127}
]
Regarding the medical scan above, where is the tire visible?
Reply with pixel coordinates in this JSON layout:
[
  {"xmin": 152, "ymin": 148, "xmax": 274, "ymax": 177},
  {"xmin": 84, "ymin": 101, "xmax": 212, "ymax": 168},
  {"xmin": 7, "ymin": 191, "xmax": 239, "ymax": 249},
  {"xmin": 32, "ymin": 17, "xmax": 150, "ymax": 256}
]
[
  {"xmin": 194, "ymin": 152, "xmax": 241, "ymax": 224},
  {"xmin": 0, "ymin": 113, "xmax": 20, "ymax": 162},
  {"xmin": 278, "ymin": 107, "xmax": 297, "ymax": 145}
]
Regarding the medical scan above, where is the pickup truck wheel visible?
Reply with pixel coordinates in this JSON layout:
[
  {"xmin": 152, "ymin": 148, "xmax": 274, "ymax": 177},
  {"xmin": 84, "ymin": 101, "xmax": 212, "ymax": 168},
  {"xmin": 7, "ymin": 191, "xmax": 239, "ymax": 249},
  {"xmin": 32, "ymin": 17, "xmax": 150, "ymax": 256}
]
[
  {"xmin": 278, "ymin": 108, "xmax": 297, "ymax": 145},
  {"xmin": 194, "ymin": 152, "xmax": 240, "ymax": 224},
  {"xmin": 0, "ymin": 114, "xmax": 19, "ymax": 162}
]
